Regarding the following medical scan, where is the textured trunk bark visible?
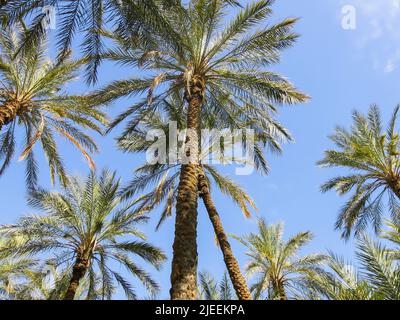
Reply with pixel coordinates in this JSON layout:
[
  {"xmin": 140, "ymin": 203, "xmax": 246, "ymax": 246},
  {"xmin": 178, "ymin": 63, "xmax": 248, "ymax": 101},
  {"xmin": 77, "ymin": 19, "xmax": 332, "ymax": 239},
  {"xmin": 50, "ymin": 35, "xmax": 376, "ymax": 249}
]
[
  {"xmin": 387, "ymin": 177, "xmax": 400, "ymax": 200},
  {"xmin": 198, "ymin": 169, "xmax": 252, "ymax": 300},
  {"xmin": 170, "ymin": 75, "xmax": 205, "ymax": 300},
  {"xmin": 64, "ymin": 255, "xmax": 89, "ymax": 300},
  {"xmin": 0, "ymin": 101, "xmax": 19, "ymax": 131},
  {"xmin": 272, "ymin": 281, "xmax": 287, "ymax": 300},
  {"xmin": 278, "ymin": 290, "xmax": 287, "ymax": 300},
  {"xmin": 392, "ymin": 184, "xmax": 400, "ymax": 200}
]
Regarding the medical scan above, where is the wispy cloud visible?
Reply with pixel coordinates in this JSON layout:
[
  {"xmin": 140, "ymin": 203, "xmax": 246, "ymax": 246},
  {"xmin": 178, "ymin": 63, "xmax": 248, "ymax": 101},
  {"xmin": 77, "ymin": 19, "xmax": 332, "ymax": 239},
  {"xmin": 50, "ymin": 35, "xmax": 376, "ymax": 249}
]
[{"xmin": 340, "ymin": 0, "xmax": 400, "ymax": 73}]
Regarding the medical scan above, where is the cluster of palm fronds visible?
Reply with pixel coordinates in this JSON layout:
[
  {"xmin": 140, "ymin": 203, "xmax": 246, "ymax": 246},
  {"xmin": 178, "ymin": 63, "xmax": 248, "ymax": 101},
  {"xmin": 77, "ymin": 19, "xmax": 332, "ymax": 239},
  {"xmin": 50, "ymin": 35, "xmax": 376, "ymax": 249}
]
[
  {"xmin": 199, "ymin": 218, "xmax": 400, "ymax": 300},
  {"xmin": 0, "ymin": 170, "xmax": 166, "ymax": 300},
  {"xmin": 0, "ymin": 0, "xmax": 400, "ymax": 300}
]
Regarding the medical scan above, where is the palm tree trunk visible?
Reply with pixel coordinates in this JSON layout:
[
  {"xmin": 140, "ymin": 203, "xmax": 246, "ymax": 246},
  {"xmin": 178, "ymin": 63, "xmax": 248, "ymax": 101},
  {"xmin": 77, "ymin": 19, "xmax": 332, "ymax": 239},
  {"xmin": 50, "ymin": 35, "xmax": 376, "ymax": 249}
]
[
  {"xmin": 387, "ymin": 179, "xmax": 400, "ymax": 199},
  {"xmin": 0, "ymin": 101, "xmax": 19, "ymax": 131},
  {"xmin": 393, "ymin": 189, "xmax": 400, "ymax": 200},
  {"xmin": 272, "ymin": 281, "xmax": 287, "ymax": 300},
  {"xmin": 64, "ymin": 255, "xmax": 89, "ymax": 300},
  {"xmin": 170, "ymin": 75, "xmax": 205, "ymax": 300},
  {"xmin": 198, "ymin": 169, "xmax": 252, "ymax": 300},
  {"xmin": 278, "ymin": 290, "xmax": 287, "ymax": 300}
]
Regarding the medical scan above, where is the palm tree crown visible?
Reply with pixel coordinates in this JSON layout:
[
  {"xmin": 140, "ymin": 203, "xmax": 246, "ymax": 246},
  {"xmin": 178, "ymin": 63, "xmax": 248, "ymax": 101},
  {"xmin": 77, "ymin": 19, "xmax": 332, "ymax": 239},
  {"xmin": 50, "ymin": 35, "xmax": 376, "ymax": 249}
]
[
  {"xmin": 199, "ymin": 271, "xmax": 235, "ymax": 300},
  {"xmin": 0, "ymin": 241, "xmax": 37, "ymax": 299},
  {"xmin": 0, "ymin": 260, "xmax": 105, "ymax": 300},
  {"xmin": 307, "ymin": 222, "xmax": 400, "ymax": 300},
  {"xmin": 0, "ymin": 169, "xmax": 166, "ymax": 300},
  {"xmin": 1, "ymin": 0, "xmax": 182, "ymax": 82},
  {"xmin": 0, "ymin": 24, "xmax": 106, "ymax": 188},
  {"xmin": 95, "ymin": 0, "xmax": 308, "ymax": 133},
  {"xmin": 319, "ymin": 105, "xmax": 400, "ymax": 238},
  {"xmin": 234, "ymin": 218, "xmax": 326, "ymax": 300}
]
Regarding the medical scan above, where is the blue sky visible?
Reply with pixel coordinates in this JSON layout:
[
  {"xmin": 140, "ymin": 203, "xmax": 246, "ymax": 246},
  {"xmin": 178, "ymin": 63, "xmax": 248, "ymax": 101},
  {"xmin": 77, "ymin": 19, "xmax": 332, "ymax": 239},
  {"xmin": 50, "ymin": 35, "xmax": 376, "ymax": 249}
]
[{"xmin": 2, "ymin": 0, "xmax": 400, "ymax": 299}]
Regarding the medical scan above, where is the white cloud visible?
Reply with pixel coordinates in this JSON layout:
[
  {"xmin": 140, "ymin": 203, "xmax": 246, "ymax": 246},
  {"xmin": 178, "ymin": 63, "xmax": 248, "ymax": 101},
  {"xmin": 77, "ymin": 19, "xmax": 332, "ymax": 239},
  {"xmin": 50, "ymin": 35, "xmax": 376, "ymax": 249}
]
[
  {"xmin": 384, "ymin": 59, "xmax": 396, "ymax": 73},
  {"xmin": 340, "ymin": 0, "xmax": 400, "ymax": 73}
]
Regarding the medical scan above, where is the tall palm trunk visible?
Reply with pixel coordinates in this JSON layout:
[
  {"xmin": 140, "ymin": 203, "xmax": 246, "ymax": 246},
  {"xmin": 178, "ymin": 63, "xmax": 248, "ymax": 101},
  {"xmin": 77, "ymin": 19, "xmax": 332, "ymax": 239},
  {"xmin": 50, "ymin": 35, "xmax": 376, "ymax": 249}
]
[
  {"xmin": 170, "ymin": 75, "xmax": 205, "ymax": 300},
  {"xmin": 198, "ymin": 169, "xmax": 252, "ymax": 300},
  {"xmin": 64, "ymin": 253, "xmax": 90, "ymax": 300},
  {"xmin": 0, "ymin": 101, "xmax": 19, "ymax": 131}
]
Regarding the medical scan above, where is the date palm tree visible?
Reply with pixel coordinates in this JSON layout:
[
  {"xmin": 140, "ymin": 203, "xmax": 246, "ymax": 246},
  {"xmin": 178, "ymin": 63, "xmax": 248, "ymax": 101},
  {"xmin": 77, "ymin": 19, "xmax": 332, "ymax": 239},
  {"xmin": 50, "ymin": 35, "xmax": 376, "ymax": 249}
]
[
  {"xmin": 303, "ymin": 252, "xmax": 379, "ymax": 300},
  {"xmin": 234, "ymin": 218, "xmax": 326, "ymax": 300},
  {"xmin": 1, "ymin": 0, "xmax": 184, "ymax": 82},
  {"xmin": 10, "ymin": 263, "xmax": 106, "ymax": 300},
  {"xmin": 116, "ymin": 88, "xmax": 293, "ymax": 300},
  {"xmin": 306, "ymin": 227, "xmax": 400, "ymax": 300},
  {"xmin": 1, "ymin": 261, "xmax": 103, "ymax": 300},
  {"xmin": 118, "ymin": 101, "xmax": 265, "ymax": 299},
  {"xmin": 0, "ymin": 23, "xmax": 105, "ymax": 189},
  {"xmin": 0, "ymin": 242, "xmax": 37, "ymax": 299},
  {"xmin": 319, "ymin": 105, "xmax": 400, "ymax": 238},
  {"xmin": 199, "ymin": 271, "xmax": 235, "ymax": 300},
  {"xmin": 94, "ymin": 0, "xmax": 308, "ymax": 299},
  {"xmin": 0, "ymin": 169, "xmax": 166, "ymax": 300}
]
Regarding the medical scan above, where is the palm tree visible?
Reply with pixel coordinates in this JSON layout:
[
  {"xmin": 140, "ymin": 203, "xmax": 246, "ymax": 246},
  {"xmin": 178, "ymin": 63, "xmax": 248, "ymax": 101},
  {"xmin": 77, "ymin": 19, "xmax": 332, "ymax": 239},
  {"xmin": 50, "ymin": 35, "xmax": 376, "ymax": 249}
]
[
  {"xmin": 0, "ymin": 169, "xmax": 166, "ymax": 300},
  {"xmin": 0, "ymin": 23, "xmax": 105, "ymax": 189},
  {"xmin": 117, "ymin": 101, "xmax": 274, "ymax": 300},
  {"xmin": 197, "ymin": 169, "xmax": 253, "ymax": 300},
  {"xmin": 94, "ymin": 0, "xmax": 308, "ymax": 299},
  {"xmin": 9, "ymin": 263, "xmax": 106, "ymax": 300},
  {"xmin": 303, "ymin": 253, "xmax": 380, "ymax": 300},
  {"xmin": 306, "ymin": 228, "xmax": 400, "ymax": 300},
  {"xmin": 0, "ymin": 242, "xmax": 37, "ymax": 299},
  {"xmin": 357, "ymin": 238, "xmax": 400, "ymax": 300},
  {"xmin": 319, "ymin": 105, "xmax": 400, "ymax": 238},
  {"xmin": 199, "ymin": 271, "xmax": 235, "ymax": 300},
  {"xmin": 116, "ymin": 86, "xmax": 295, "ymax": 301},
  {"xmin": 1, "ymin": 0, "xmax": 182, "ymax": 82},
  {"xmin": 234, "ymin": 218, "xmax": 326, "ymax": 300}
]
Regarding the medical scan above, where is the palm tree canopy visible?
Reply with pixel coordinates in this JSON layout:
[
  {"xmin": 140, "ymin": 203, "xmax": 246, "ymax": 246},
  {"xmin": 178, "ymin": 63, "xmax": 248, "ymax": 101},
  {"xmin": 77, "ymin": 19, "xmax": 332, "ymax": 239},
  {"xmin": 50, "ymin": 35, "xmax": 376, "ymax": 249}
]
[
  {"xmin": 1, "ymin": 0, "xmax": 184, "ymax": 83},
  {"xmin": 93, "ymin": 0, "xmax": 308, "ymax": 136},
  {"xmin": 234, "ymin": 218, "xmax": 326, "ymax": 300},
  {"xmin": 304, "ymin": 252, "xmax": 381, "ymax": 300},
  {"xmin": 306, "ymin": 224, "xmax": 400, "ymax": 300},
  {"xmin": 199, "ymin": 271, "xmax": 235, "ymax": 300},
  {"xmin": 0, "ymin": 240, "xmax": 37, "ymax": 299},
  {"xmin": 356, "ymin": 234, "xmax": 400, "ymax": 299},
  {"xmin": 0, "ymin": 23, "xmax": 106, "ymax": 189},
  {"xmin": 8, "ymin": 263, "xmax": 106, "ymax": 300},
  {"xmin": 319, "ymin": 105, "xmax": 400, "ymax": 238},
  {"xmin": 0, "ymin": 169, "xmax": 166, "ymax": 299}
]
